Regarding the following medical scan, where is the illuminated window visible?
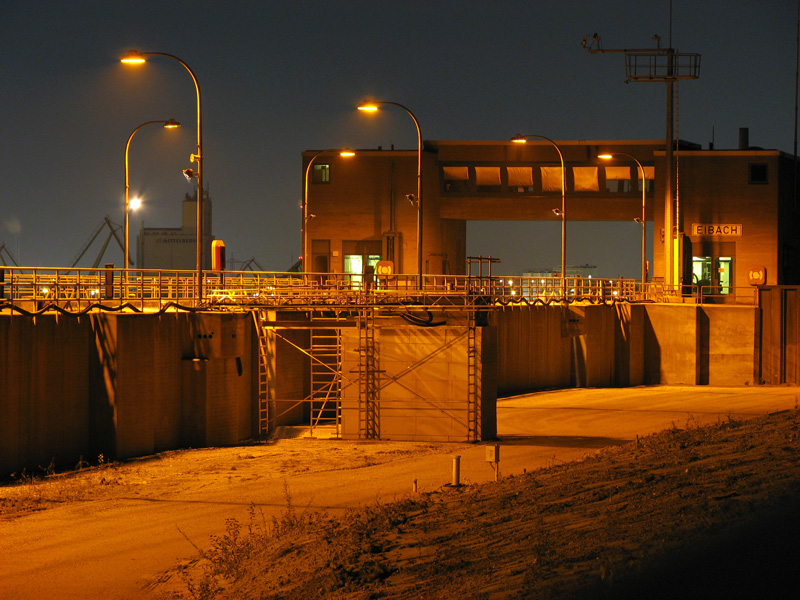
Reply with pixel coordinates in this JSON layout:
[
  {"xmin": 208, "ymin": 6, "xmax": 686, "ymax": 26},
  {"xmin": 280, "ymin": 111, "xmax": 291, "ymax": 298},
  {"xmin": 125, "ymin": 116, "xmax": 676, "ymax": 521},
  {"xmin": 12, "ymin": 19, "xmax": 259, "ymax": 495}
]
[
  {"xmin": 442, "ymin": 166, "xmax": 469, "ymax": 192},
  {"xmin": 507, "ymin": 166, "xmax": 533, "ymax": 192},
  {"xmin": 637, "ymin": 166, "xmax": 655, "ymax": 194},
  {"xmin": 540, "ymin": 166, "xmax": 563, "ymax": 192},
  {"xmin": 475, "ymin": 166, "xmax": 501, "ymax": 192},
  {"xmin": 604, "ymin": 166, "xmax": 632, "ymax": 193},
  {"xmin": 312, "ymin": 164, "xmax": 330, "ymax": 184},
  {"xmin": 749, "ymin": 163, "xmax": 768, "ymax": 184},
  {"xmin": 572, "ymin": 167, "xmax": 599, "ymax": 192}
]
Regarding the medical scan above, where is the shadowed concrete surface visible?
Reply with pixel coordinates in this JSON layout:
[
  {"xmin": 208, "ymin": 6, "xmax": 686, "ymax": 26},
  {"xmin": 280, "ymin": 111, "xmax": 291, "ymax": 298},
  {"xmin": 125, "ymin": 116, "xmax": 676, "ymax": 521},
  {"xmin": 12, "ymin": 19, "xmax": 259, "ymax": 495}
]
[{"xmin": 1, "ymin": 385, "xmax": 797, "ymax": 599}]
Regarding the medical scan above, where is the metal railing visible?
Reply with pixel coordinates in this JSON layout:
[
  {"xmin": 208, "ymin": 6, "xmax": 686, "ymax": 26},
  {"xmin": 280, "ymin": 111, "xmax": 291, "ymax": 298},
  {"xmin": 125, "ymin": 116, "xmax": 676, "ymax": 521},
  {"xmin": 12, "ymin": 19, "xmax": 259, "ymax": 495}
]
[{"xmin": 0, "ymin": 266, "xmax": 758, "ymax": 313}]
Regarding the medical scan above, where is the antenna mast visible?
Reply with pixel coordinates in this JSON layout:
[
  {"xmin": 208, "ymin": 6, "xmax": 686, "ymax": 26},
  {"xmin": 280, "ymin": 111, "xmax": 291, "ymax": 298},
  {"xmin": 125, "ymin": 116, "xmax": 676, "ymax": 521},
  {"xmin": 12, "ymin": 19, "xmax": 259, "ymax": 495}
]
[{"xmin": 582, "ymin": 27, "xmax": 700, "ymax": 292}]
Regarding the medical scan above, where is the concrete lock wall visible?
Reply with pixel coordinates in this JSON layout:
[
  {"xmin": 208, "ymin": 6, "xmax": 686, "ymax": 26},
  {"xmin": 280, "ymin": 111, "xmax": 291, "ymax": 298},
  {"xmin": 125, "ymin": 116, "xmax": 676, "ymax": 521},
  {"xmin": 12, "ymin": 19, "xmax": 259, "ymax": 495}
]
[
  {"xmin": 643, "ymin": 305, "xmax": 757, "ymax": 386},
  {"xmin": 759, "ymin": 287, "xmax": 800, "ymax": 385},
  {"xmin": 493, "ymin": 304, "xmax": 643, "ymax": 396},
  {"xmin": 493, "ymin": 303, "xmax": 757, "ymax": 392},
  {"xmin": 339, "ymin": 316, "xmax": 497, "ymax": 442},
  {"xmin": 0, "ymin": 302, "xmax": 765, "ymax": 475},
  {"xmin": 1, "ymin": 312, "xmax": 255, "ymax": 476},
  {"xmin": 1, "ymin": 314, "xmax": 92, "ymax": 476}
]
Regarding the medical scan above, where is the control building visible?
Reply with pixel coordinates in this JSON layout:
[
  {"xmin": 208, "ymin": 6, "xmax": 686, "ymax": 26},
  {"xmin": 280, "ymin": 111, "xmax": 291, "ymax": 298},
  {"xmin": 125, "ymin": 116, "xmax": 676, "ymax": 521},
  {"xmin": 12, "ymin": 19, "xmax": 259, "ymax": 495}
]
[{"xmin": 303, "ymin": 133, "xmax": 799, "ymax": 297}]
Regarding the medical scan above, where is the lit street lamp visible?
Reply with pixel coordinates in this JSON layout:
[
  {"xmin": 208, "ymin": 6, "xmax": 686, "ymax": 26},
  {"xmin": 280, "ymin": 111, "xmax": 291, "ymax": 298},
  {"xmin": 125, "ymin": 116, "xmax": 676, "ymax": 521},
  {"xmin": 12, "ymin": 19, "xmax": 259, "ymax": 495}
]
[
  {"xmin": 598, "ymin": 152, "xmax": 648, "ymax": 284},
  {"xmin": 121, "ymin": 50, "xmax": 204, "ymax": 304},
  {"xmin": 511, "ymin": 134, "xmax": 567, "ymax": 297},
  {"xmin": 302, "ymin": 149, "xmax": 355, "ymax": 272},
  {"xmin": 358, "ymin": 101, "xmax": 422, "ymax": 288},
  {"xmin": 124, "ymin": 119, "xmax": 180, "ymax": 294}
]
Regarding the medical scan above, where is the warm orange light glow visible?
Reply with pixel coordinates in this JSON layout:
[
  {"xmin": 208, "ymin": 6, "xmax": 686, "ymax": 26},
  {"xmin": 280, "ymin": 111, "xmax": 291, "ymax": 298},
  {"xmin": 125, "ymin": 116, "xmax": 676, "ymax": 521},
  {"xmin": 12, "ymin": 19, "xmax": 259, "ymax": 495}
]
[
  {"xmin": 120, "ymin": 50, "xmax": 146, "ymax": 64},
  {"xmin": 339, "ymin": 149, "xmax": 355, "ymax": 156},
  {"xmin": 598, "ymin": 153, "xmax": 614, "ymax": 160},
  {"xmin": 511, "ymin": 135, "xmax": 527, "ymax": 144},
  {"xmin": 163, "ymin": 119, "xmax": 181, "ymax": 129},
  {"xmin": 357, "ymin": 102, "xmax": 379, "ymax": 112}
]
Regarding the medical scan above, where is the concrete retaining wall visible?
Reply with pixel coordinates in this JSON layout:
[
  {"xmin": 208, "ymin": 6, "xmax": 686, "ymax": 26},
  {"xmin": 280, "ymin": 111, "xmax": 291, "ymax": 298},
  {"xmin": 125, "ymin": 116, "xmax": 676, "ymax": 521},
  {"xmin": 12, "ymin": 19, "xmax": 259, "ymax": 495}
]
[
  {"xmin": 494, "ymin": 303, "xmax": 758, "ymax": 393},
  {"xmin": 2, "ymin": 312, "xmax": 255, "ymax": 476},
  {"xmin": 493, "ymin": 304, "xmax": 646, "ymax": 396},
  {"xmin": 1, "ymin": 314, "xmax": 91, "ymax": 475},
  {"xmin": 0, "ymin": 302, "xmax": 764, "ymax": 475},
  {"xmin": 700, "ymin": 306, "xmax": 757, "ymax": 386},
  {"xmin": 758, "ymin": 286, "xmax": 800, "ymax": 385}
]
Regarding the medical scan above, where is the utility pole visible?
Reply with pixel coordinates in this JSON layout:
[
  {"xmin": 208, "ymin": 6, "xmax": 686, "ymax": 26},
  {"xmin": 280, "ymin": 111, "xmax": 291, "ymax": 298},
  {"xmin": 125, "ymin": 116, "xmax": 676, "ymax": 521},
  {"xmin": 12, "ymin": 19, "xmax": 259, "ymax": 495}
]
[{"xmin": 583, "ymin": 31, "xmax": 700, "ymax": 292}]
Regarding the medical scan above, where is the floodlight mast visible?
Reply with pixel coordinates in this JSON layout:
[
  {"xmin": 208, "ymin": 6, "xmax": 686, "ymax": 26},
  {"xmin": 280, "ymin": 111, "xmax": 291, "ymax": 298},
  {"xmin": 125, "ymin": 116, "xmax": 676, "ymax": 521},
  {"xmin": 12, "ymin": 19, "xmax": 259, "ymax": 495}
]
[{"xmin": 583, "ymin": 33, "xmax": 700, "ymax": 294}]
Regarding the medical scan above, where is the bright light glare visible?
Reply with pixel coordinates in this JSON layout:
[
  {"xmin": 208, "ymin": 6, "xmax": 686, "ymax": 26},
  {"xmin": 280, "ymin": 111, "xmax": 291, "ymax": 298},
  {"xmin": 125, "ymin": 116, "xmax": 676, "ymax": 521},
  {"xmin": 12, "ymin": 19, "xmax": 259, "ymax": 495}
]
[
  {"xmin": 511, "ymin": 135, "xmax": 527, "ymax": 144},
  {"xmin": 120, "ymin": 51, "xmax": 146, "ymax": 64},
  {"xmin": 129, "ymin": 198, "xmax": 142, "ymax": 211},
  {"xmin": 357, "ymin": 103, "xmax": 379, "ymax": 112},
  {"xmin": 598, "ymin": 153, "xmax": 614, "ymax": 160},
  {"xmin": 163, "ymin": 119, "xmax": 181, "ymax": 129},
  {"xmin": 339, "ymin": 149, "xmax": 356, "ymax": 157}
]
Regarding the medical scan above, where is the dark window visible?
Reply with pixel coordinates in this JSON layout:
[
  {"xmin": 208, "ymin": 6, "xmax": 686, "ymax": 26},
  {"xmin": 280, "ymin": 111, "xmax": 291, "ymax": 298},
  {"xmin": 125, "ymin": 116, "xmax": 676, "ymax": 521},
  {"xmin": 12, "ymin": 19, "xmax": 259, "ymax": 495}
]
[
  {"xmin": 312, "ymin": 164, "xmax": 331, "ymax": 184},
  {"xmin": 749, "ymin": 163, "xmax": 768, "ymax": 184}
]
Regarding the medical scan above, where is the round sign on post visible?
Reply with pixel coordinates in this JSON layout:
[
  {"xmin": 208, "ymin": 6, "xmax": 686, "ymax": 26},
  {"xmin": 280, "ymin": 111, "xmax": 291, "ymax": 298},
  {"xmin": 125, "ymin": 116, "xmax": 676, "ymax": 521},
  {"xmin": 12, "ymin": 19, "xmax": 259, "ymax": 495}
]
[
  {"xmin": 748, "ymin": 265, "xmax": 766, "ymax": 286},
  {"xmin": 375, "ymin": 261, "xmax": 394, "ymax": 276}
]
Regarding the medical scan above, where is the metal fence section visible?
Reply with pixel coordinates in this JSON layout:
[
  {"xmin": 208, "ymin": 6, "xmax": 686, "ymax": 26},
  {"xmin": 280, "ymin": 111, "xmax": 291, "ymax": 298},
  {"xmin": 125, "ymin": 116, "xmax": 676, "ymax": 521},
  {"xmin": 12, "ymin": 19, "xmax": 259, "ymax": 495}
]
[{"xmin": 0, "ymin": 266, "xmax": 759, "ymax": 312}]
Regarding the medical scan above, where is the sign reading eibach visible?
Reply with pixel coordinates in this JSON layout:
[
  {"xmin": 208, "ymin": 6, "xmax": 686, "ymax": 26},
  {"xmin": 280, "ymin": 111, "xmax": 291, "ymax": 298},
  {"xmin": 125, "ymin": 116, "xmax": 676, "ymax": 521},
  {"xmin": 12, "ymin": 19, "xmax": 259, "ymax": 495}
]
[{"xmin": 692, "ymin": 223, "xmax": 743, "ymax": 236}]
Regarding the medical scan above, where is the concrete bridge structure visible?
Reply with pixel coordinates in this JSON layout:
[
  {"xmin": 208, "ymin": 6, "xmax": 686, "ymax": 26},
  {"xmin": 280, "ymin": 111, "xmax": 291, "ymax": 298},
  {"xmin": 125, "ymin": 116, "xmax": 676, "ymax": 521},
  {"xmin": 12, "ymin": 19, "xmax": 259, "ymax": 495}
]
[{"xmin": 1, "ymin": 266, "xmax": 797, "ymax": 476}]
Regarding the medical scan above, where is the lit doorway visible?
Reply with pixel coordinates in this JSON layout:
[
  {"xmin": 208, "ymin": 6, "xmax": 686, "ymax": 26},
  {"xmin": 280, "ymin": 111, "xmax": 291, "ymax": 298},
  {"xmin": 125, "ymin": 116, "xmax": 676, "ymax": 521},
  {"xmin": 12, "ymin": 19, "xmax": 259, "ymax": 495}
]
[
  {"xmin": 692, "ymin": 256, "xmax": 733, "ymax": 295},
  {"xmin": 343, "ymin": 240, "xmax": 381, "ymax": 287}
]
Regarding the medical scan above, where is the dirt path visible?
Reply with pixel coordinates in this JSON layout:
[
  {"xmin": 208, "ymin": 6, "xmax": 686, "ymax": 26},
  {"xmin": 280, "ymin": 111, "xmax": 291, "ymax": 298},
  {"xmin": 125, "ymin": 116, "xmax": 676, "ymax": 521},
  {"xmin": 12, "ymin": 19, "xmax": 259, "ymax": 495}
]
[{"xmin": 1, "ymin": 386, "xmax": 797, "ymax": 599}]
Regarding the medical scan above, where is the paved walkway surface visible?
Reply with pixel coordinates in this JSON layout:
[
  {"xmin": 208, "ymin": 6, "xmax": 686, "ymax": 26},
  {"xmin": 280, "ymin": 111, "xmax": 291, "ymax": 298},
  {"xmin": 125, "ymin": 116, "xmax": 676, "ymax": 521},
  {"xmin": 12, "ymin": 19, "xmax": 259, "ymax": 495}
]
[{"xmin": 1, "ymin": 385, "xmax": 797, "ymax": 599}]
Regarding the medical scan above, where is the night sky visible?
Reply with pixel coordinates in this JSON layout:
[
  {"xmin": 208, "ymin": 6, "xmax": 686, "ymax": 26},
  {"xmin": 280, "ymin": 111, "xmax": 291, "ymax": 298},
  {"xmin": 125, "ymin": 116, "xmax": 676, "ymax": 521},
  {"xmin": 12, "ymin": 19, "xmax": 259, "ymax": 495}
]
[{"xmin": 1, "ymin": 0, "xmax": 796, "ymax": 277}]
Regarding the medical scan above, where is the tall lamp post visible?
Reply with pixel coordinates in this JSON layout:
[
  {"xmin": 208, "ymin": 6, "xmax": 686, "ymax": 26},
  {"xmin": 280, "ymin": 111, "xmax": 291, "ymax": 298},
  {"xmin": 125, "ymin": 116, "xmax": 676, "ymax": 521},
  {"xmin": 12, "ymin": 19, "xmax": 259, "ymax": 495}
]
[
  {"xmin": 302, "ymin": 149, "xmax": 355, "ymax": 272},
  {"xmin": 598, "ymin": 153, "xmax": 648, "ymax": 284},
  {"xmin": 357, "ymin": 101, "xmax": 422, "ymax": 288},
  {"xmin": 124, "ymin": 119, "xmax": 181, "ymax": 293},
  {"xmin": 511, "ymin": 134, "xmax": 567, "ymax": 297},
  {"xmin": 121, "ymin": 50, "xmax": 204, "ymax": 304}
]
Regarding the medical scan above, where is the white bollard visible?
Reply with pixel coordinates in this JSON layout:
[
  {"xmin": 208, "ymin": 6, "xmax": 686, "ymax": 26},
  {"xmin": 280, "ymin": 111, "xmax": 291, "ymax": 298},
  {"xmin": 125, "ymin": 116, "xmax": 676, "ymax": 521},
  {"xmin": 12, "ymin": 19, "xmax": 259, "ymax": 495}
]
[{"xmin": 452, "ymin": 455, "xmax": 461, "ymax": 486}]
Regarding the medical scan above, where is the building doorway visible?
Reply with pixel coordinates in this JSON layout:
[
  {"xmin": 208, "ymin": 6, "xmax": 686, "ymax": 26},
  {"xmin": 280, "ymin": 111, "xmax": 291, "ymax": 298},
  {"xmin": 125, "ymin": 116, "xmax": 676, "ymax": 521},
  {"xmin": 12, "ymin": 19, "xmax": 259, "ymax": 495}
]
[
  {"xmin": 692, "ymin": 256, "xmax": 733, "ymax": 295},
  {"xmin": 343, "ymin": 240, "xmax": 382, "ymax": 286}
]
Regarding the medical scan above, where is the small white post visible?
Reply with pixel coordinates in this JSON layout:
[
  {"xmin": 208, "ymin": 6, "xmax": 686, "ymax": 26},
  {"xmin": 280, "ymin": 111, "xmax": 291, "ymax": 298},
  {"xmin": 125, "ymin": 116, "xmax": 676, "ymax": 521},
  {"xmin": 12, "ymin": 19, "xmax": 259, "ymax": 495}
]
[{"xmin": 452, "ymin": 455, "xmax": 461, "ymax": 486}]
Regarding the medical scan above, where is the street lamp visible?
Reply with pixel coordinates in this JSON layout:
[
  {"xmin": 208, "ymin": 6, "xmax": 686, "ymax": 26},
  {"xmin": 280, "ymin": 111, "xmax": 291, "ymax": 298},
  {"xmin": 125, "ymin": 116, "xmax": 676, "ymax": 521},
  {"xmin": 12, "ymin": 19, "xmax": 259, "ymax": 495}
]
[
  {"xmin": 302, "ymin": 149, "xmax": 355, "ymax": 272},
  {"xmin": 121, "ymin": 50, "xmax": 204, "ymax": 304},
  {"xmin": 357, "ymin": 101, "xmax": 423, "ymax": 288},
  {"xmin": 124, "ymin": 119, "xmax": 181, "ymax": 294},
  {"xmin": 598, "ymin": 152, "xmax": 648, "ymax": 284},
  {"xmin": 511, "ymin": 134, "xmax": 567, "ymax": 297}
]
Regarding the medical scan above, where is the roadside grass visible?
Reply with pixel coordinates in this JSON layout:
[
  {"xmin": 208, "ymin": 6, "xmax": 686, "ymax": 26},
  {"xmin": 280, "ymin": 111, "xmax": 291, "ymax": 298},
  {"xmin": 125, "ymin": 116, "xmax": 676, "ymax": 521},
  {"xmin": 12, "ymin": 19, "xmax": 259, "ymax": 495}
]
[
  {"xmin": 169, "ymin": 409, "xmax": 800, "ymax": 600},
  {"xmin": 175, "ymin": 480, "xmax": 426, "ymax": 600},
  {"xmin": 0, "ymin": 455, "xmax": 123, "ymax": 515}
]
